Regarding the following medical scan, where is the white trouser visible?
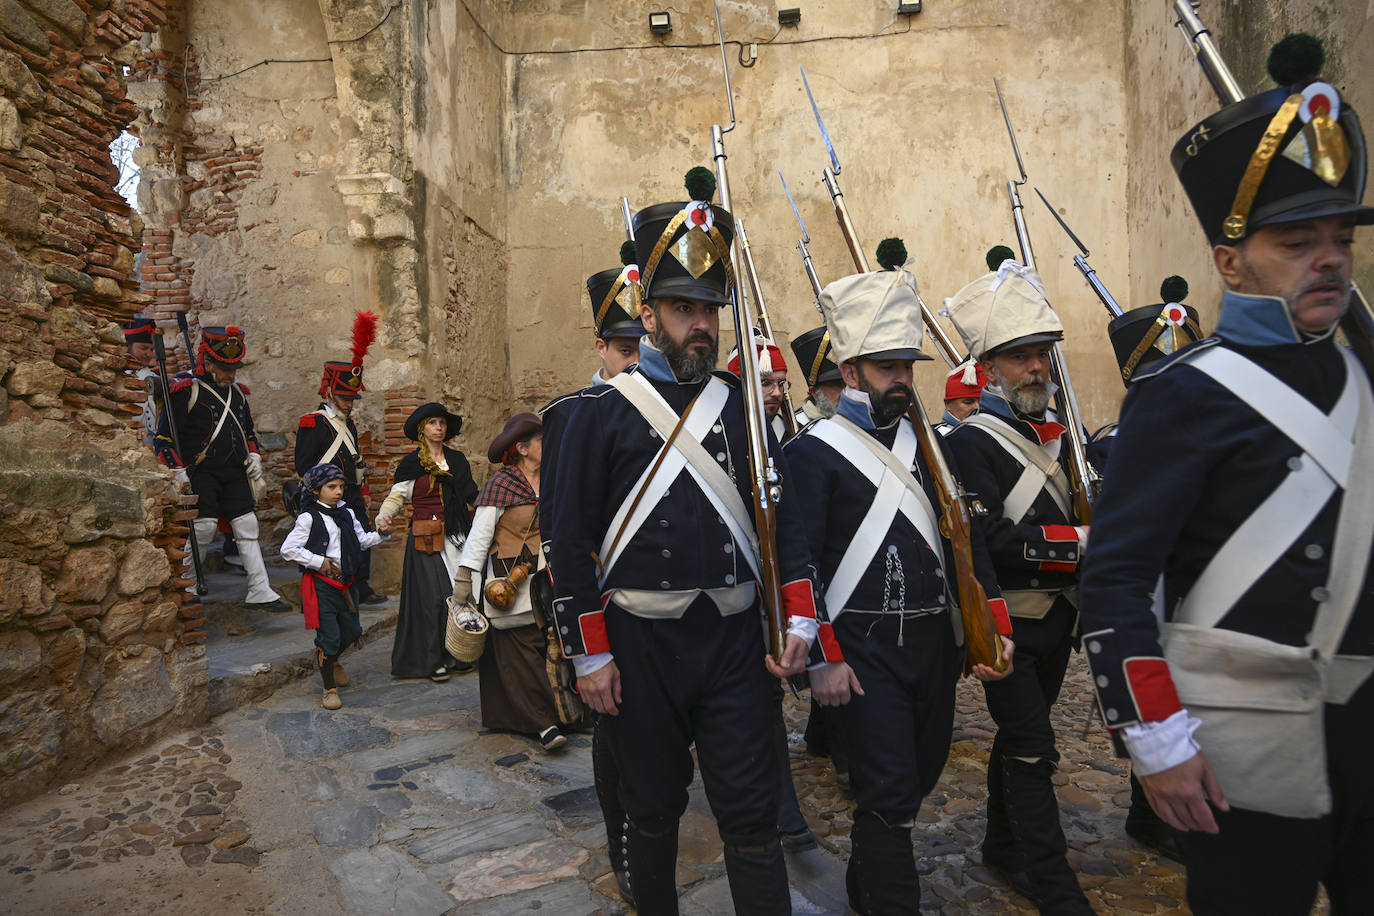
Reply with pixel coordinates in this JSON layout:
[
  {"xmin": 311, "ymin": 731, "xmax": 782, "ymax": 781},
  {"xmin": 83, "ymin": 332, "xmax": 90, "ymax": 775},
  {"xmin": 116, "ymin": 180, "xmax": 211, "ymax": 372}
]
[{"xmin": 230, "ymin": 512, "xmax": 281, "ymax": 604}]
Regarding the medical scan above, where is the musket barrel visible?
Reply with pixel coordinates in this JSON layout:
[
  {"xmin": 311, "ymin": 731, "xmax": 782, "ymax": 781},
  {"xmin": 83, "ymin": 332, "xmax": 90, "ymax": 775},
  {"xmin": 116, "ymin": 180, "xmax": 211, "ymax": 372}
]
[
  {"xmin": 1173, "ymin": 0, "xmax": 1244, "ymax": 105},
  {"xmin": 1074, "ymin": 255, "xmax": 1125, "ymax": 318},
  {"xmin": 822, "ymin": 168, "xmax": 872, "ymax": 273},
  {"xmin": 737, "ymin": 218, "xmax": 799, "ymax": 437},
  {"xmin": 798, "ymin": 239, "xmax": 824, "ymax": 302}
]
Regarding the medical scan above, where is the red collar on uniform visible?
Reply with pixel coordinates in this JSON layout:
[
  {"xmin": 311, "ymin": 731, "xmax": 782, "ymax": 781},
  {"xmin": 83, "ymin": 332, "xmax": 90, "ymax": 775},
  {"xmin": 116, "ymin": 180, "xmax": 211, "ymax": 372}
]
[{"xmin": 1027, "ymin": 418, "xmax": 1065, "ymax": 446}]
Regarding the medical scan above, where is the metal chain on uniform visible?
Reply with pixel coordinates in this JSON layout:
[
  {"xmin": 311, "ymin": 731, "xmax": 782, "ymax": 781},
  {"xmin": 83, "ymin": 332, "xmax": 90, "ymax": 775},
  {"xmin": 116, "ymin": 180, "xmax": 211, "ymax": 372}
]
[{"xmin": 876, "ymin": 544, "xmax": 910, "ymax": 646}]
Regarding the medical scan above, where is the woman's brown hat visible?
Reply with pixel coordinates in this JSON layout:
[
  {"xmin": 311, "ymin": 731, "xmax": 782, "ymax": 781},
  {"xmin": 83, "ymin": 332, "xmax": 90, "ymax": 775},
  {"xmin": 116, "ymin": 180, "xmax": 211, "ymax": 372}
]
[{"xmin": 487, "ymin": 412, "xmax": 542, "ymax": 463}]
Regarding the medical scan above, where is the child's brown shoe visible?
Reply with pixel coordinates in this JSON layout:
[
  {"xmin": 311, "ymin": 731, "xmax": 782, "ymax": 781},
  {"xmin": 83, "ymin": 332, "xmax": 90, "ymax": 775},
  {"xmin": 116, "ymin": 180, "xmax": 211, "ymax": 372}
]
[
  {"xmin": 321, "ymin": 688, "xmax": 342, "ymax": 710},
  {"xmin": 333, "ymin": 663, "xmax": 349, "ymax": 687}
]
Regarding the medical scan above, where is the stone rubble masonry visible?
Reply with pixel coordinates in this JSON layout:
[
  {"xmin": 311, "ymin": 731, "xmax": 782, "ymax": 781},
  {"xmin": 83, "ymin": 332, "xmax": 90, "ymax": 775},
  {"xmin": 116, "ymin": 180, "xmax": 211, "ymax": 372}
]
[{"xmin": 0, "ymin": 0, "xmax": 211, "ymax": 809}]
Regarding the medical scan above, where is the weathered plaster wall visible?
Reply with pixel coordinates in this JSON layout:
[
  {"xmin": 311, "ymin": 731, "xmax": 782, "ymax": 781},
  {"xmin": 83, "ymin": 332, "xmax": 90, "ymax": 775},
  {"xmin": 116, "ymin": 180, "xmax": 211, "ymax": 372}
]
[
  {"xmin": 1124, "ymin": 1, "xmax": 1374, "ymax": 329},
  {"xmin": 489, "ymin": 1, "xmax": 1134, "ymax": 427},
  {"xmin": 0, "ymin": 0, "xmax": 209, "ymax": 807}
]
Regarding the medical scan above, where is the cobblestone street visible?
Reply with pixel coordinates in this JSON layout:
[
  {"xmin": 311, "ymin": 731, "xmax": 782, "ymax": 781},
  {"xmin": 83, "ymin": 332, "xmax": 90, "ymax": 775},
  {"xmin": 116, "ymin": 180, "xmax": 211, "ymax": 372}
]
[{"xmin": 0, "ymin": 604, "xmax": 1205, "ymax": 915}]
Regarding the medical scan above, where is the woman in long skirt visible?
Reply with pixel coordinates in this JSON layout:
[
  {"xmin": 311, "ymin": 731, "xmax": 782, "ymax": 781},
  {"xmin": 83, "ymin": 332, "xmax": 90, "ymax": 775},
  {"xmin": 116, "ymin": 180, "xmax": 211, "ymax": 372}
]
[
  {"xmin": 452, "ymin": 413, "xmax": 583, "ymax": 750},
  {"xmin": 376, "ymin": 402, "xmax": 477, "ymax": 681}
]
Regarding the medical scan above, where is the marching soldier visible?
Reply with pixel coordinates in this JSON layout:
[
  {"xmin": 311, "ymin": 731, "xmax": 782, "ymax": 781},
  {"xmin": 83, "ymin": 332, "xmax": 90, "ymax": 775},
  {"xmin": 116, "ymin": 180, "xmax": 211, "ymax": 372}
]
[
  {"xmin": 548, "ymin": 167, "xmax": 822, "ymax": 915},
  {"xmin": 294, "ymin": 311, "xmax": 387, "ymax": 607},
  {"xmin": 536, "ymin": 244, "xmax": 645, "ymax": 907},
  {"xmin": 1079, "ymin": 35, "xmax": 1374, "ymax": 914},
  {"xmin": 786, "ymin": 255, "xmax": 1014, "ymax": 914},
  {"xmin": 789, "ymin": 325, "xmax": 844, "ymax": 424},
  {"xmin": 156, "ymin": 326, "xmax": 289, "ymax": 612},
  {"xmin": 123, "ymin": 317, "xmax": 160, "ymax": 447},
  {"xmin": 1087, "ymin": 275, "xmax": 1205, "ymax": 862},
  {"xmin": 943, "ymin": 261, "xmax": 1094, "ymax": 913}
]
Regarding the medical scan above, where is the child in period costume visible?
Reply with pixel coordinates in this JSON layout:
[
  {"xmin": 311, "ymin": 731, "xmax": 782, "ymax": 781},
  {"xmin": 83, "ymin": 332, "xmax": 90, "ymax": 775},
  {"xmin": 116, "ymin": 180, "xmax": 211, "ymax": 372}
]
[{"xmin": 282, "ymin": 463, "xmax": 385, "ymax": 709}]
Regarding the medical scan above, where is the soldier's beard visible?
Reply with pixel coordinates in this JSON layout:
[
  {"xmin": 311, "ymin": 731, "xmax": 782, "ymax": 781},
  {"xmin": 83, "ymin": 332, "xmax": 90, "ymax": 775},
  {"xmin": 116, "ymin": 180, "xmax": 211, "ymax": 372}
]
[
  {"xmin": 657, "ymin": 326, "xmax": 718, "ymax": 381},
  {"xmin": 993, "ymin": 367, "xmax": 1051, "ymax": 416},
  {"xmin": 856, "ymin": 371, "xmax": 912, "ymax": 426},
  {"xmin": 812, "ymin": 386, "xmax": 841, "ymax": 417}
]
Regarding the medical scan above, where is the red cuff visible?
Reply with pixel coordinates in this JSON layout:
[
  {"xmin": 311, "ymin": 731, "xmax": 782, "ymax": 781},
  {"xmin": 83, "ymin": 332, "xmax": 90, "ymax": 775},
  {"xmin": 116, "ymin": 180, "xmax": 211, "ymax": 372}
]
[
  {"xmin": 816, "ymin": 622, "xmax": 844, "ymax": 663},
  {"xmin": 248, "ymin": 442, "xmax": 260, "ymax": 455},
  {"xmin": 1040, "ymin": 561, "xmax": 1077, "ymax": 573},
  {"xmin": 1124, "ymin": 658, "xmax": 1183, "ymax": 721},
  {"xmin": 781, "ymin": 578, "xmax": 817, "ymax": 619},
  {"xmin": 1041, "ymin": 525, "xmax": 1078, "ymax": 542},
  {"xmin": 987, "ymin": 597, "xmax": 1012, "ymax": 637},
  {"xmin": 579, "ymin": 610, "xmax": 609, "ymax": 656}
]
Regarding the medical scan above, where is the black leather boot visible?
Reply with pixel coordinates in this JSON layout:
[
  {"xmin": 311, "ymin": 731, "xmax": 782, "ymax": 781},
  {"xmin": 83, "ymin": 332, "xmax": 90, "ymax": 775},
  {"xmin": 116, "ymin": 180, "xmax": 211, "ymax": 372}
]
[
  {"xmin": 1001, "ymin": 758, "xmax": 1095, "ymax": 915},
  {"xmin": 847, "ymin": 811, "xmax": 919, "ymax": 915},
  {"xmin": 721, "ymin": 832, "xmax": 791, "ymax": 916},
  {"xmin": 592, "ymin": 718, "xmax": 634, "ymax": 906},
  {"xmin": 624, "ymin": 817, "xmax": 679, "ymax": 916},
  {"xmin": 1124, "ymin": 772, "xmax": 1183, "ymax": 862}
]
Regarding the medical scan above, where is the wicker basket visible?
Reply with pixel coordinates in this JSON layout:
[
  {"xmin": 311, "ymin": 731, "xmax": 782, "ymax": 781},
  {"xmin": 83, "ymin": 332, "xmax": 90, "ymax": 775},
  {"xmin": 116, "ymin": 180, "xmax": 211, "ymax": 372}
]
[{"xmin": 445, "ymin": 596, "xmax": 489, "ymax": 662}]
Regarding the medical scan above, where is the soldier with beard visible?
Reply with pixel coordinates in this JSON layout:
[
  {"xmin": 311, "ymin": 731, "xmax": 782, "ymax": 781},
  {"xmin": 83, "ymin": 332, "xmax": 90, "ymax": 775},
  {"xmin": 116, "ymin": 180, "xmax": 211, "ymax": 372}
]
[
  {"xmin": 785, "ymin": 253, "xmax": 1014, "ymax": 913},
  {"xmin": 549, "ymin": 167, "xmax": 824, "ymax": 915},
  {"xmin": 789, "ymin": 326, "xmax": 844, "ymax": 427},
  {"xmin": 944, "ymin": 259, "xmax": 1093, "ymax": 914}
]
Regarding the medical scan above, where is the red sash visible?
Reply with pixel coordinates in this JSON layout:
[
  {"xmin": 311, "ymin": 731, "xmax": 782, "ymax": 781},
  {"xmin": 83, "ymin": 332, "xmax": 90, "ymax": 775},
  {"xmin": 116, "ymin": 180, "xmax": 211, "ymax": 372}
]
[{"xmin": 300, "ymin": 571, "xmax": 352, "ymax": 629}]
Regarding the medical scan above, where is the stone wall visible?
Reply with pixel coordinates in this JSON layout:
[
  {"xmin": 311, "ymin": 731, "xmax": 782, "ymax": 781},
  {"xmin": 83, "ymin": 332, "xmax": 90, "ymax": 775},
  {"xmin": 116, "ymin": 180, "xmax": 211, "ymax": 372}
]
[
  {"xmin": 1123, "ymin": 2, "xmax": 1374, "ymax": 325},
  {"xmin": 0, "ymin": 0, "xmax": 209, "ymax": 807}
]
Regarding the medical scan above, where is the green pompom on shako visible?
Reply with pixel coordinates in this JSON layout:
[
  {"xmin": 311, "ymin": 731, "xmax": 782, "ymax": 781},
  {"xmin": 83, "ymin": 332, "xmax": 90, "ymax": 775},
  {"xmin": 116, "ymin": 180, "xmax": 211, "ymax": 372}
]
[
  {"xmin": 875, "ymin": 237, "xmax": 907, "ymax": 270},
  {"xmin": 1267, "ymin": 33, "xmax": 1324, "ymax": 88},
  {"xmin": 986, "ymin": 245, "xmax": 1016, "ymax": 271},
  {"xmin": 620, "ymin": 240, "xmax": 637, "ymax": 266},
  {"xmin": 1160, "ymin": 275, "xmax": 1189, "ymax": 303},
  {"xmin": 684, "ymin": 166, "xmax": 717, "ymax": 202}
]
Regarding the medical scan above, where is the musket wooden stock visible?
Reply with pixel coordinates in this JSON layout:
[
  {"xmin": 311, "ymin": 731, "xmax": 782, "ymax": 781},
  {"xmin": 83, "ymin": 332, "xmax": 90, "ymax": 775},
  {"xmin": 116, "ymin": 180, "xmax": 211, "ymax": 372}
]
[{"xmin": 907, "ymin": 397, "xmax": 1007, "ymax": 672}]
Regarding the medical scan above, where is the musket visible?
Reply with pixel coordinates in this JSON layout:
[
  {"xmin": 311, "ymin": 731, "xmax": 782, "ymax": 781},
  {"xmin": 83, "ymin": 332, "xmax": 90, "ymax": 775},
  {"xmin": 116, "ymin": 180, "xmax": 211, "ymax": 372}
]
[
  {"xmin": 174, "ymin": 310, "xmax": 195, "ymax": 373},
  {"xmin": 779, "ymin": 170, "xmax": 825, "ymax": 312},
  {"xmin": 801, "ymin": 67, "xmax": 965, "ymax": 367},
  {"xmin": 711, "ymin": 2, "xmax": 788, "ymax": 661},
  {"xmin": 1172, "ymin": 0, "xmax": 1374, "ymax": 373},
  {"xmin": 153, "ymin": 331, "xmax": 208, "ymax": 596},
  {"xmin": 1034, "ymin": 187, "xmax": 1125, "ymax": 319},
  {"xmin": 994, "ymin": 77, "xmax": 1099, "ymax": 523}
]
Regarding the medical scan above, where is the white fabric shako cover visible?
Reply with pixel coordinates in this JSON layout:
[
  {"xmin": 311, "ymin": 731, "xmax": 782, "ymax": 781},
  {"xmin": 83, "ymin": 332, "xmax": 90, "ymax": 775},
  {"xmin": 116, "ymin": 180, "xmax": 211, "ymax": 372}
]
[
  {"xmin": 945, "ymin": 261, "xmax": 1063, "ymax": 360},
  {"xmin": 818, "ymin": 265, "xmax": 925, "ymax": 363}
]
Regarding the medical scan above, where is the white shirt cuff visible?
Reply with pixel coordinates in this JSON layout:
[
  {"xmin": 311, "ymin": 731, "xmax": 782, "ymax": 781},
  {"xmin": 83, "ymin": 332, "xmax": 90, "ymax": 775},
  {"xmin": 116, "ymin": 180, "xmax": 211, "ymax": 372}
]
[
  {"xmin": 1075, "ymin": 525, "xmax": 1089, "ymax": 552},
  {"xmin": 806, "ymin": 659, "xmax": 832, "ymax": 674},
  {"xmin": 786, "ymin": 614, "xmax": 818, "ymax": 647},
  {"xmin": 1122, "ymin": 708, "xmax": 1202, "ymax": 776},
  {"xmin": 572, "ymin": 652, "xmax": 613, "ymax": 678}
]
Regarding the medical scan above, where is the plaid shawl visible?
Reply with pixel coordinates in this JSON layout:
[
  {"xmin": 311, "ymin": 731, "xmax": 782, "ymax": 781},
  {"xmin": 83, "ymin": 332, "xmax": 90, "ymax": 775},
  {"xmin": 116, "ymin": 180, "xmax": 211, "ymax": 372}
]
[{"xmin": 476, "ymin": 465, "xmax": 537, "ymax": 509}]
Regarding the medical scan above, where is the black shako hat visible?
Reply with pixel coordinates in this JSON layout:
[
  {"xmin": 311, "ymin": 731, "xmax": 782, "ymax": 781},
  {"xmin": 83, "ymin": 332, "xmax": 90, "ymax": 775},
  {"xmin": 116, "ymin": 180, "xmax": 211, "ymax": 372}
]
[
  {"xmin": 1172, "ymin": 34, "xmax": 1374, "ymax": 244},
  {"xmin": 403, "ymin": 402, "xmax": 463, "ymax": 442},
  {"xmin": 587, "ymin": 241, "xmax": 647, "ymax": 339},
  {"xmin": 789, "ymin": 326, "xmax": 842, "ymax": 387},
  {"xmin": 633, "ymin": 166, "xmax": 736, "ymax": 306},
  {"xmin": 123, "ymin": 317, "xmax": 157, "ymax": 345},
  {"xmin": 1107, "ymin": 276, "xmax": 1204, "ymax": 386}
]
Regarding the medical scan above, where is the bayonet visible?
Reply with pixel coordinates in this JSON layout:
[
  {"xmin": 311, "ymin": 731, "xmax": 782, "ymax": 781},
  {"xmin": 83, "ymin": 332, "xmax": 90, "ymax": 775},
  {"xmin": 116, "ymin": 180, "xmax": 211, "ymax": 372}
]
[
  {"xmin": 1035, "ymin": 187, "xmax": 1124, "ymax": 319},
  {"xmin": 714, "ymin": 4, "xmax": 736, "ymax": 134},
  {"xmin": 779, "ymin": 171, "xmax": 809, "ymax": 243},
  {"xmin": 994, "ymin": 77, "xmax": 1028, "ymax": 184},
  {"xmin": 620, "ymin": 196, "xmax": 635, "ymax": 241},
  {"xmin": 1034, "ymin": 187, "xmax": 1089, "ymax": 256},
  {"xmin": 801, "ymin": 67, "xmax": 841, "ymax": 174}
]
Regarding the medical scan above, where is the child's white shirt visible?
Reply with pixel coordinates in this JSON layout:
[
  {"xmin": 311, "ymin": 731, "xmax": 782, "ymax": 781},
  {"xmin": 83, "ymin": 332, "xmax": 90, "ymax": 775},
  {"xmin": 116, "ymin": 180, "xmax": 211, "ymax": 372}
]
[{"xmin": 281, "ymin": 500, "xmax": 384, "ymax": 570}]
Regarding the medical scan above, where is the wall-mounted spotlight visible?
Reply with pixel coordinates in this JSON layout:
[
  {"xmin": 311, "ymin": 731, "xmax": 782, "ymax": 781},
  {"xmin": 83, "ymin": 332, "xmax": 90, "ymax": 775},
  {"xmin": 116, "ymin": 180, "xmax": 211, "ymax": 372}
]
[
  {"xmin": 649, "ymin": 11, "xmax": 672, "ymax": 33},
  {"xmin": 778, "ymin": 8, "xmax": 801, "ymax": 26},
  {"xmin": 897, "ymin": 1, "xmax": 921, "ymax": 13}
]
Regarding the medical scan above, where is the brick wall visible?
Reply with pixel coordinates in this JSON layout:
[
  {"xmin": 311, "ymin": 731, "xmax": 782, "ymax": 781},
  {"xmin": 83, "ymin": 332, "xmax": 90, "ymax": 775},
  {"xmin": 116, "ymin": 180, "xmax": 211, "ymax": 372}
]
[{"xmin": 0, "ymin": 0, "xmax": 211, "ymax": 807}]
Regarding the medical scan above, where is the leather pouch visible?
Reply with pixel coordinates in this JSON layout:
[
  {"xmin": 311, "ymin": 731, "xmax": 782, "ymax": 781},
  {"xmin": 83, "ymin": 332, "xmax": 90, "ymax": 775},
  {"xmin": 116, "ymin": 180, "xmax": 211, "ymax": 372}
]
[{"xmin": 412, "ymin": 518, "xmax": 445, "ymax": 554}]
